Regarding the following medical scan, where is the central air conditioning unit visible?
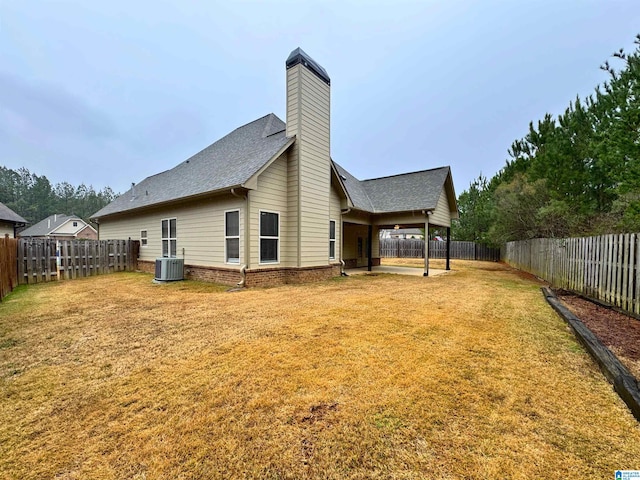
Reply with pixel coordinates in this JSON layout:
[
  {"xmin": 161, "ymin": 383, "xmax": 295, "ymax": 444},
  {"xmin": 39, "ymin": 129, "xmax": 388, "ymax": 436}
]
[{"xmin": 155, "ymin": 258, "xmax": 184, "ymax": 281}]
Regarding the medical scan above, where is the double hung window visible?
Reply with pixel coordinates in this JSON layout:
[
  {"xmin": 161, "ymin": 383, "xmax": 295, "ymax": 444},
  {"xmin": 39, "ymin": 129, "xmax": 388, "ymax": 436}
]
[
  {"xmin": 161, "ymin": 218, "xmax": 177, "ymax": 257},
  {"xmin": 259, "ymin": 211, "xmax": 279, "ymax": 263},
  {"xmin": 329, "ymin": 220, "xmax": 336, "ymax": 259},
  {"xmin": 225, "ymin": 210, "xmax": 240, "ymax": 263}
]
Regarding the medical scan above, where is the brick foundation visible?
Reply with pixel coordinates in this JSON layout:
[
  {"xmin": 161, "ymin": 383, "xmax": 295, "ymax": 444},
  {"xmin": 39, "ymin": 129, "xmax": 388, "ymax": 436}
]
[
  {"xmin": 137, "ymin": 260, "xmax": 342, "ymax": 287},
  {"xmin": 245, "ymin": 264, "xmax": 342, "ymax": 287}
]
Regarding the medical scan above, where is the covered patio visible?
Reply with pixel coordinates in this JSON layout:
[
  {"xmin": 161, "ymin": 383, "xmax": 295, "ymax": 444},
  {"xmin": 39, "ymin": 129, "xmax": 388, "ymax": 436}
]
[
  {"xmin": 334, "ymin": 163, "xmax": 459, "ymax": 278},
  {"xmin": 342, "ymin": 217, "xmax": 452, "ymax": 277}
]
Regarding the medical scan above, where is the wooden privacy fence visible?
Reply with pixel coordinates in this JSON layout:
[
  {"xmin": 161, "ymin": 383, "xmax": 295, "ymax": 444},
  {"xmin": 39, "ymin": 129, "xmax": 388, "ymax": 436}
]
[
  {"xmin": 18, "ymin": 238, "xmax": 139, "ymax": 285},
  {"xmin": 380, "ymin": 239, "xmax": 501, "ymax": 261},
  {"xmin": 0, "ymin": 236, "xmax": 19, "ymax": 301},
  {"xmin": 504, "ymin": 234, "xmax": 640, "ymax": 317}
]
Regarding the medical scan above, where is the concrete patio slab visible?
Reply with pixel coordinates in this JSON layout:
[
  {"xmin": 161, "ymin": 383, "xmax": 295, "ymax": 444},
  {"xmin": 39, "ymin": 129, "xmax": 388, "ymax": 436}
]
[{"xmin": 344, "ymin": 266, "xmax": 448, "ymax": 277}]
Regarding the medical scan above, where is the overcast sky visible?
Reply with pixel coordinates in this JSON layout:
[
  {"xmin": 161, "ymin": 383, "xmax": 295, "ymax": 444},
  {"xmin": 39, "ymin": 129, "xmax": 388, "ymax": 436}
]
[{"xmin": 1, "ymin": 1, "xmax": 639, "ymax": 198}]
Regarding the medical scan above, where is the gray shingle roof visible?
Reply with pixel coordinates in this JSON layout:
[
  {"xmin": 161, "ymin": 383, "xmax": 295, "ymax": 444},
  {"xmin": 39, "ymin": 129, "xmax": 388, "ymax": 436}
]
[
  {"xmin": 362, "ymin": 167, "xmax": 451, "ymax": 213},
  {"xmin": 92, "ymin": 114, "xmax": 291, "ymax": 219},
  {"xmin": 20, "ymin": 214, "xmax": 77, "ymax": 236},
  {"xmin": 333, "ymin": 162, "xmax": 374, "ymax": 212},
  {"xmin": 0, "ymin": 202, "xmax": 26, "ymax": 224},
  {"xmin": 92, "ymin": 111, "xmax": 453, "ymax": 220},
  {"xmin": 334, "ymin": 162, "xmax": 451, "ymax": 213}
]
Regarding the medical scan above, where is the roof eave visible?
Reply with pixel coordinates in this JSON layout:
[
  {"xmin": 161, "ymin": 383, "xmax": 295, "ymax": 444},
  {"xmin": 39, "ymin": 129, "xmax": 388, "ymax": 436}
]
[
  {"xmin": 329, "ymin": 161, "xmax": 353, "ymax": 207},
  {"xmin": 91, "ymin": 186, "xmax": 244, "ymax": 221},
  {"xmin": 242, "ymin": 136, "xmax": 296, "ymax": 190}
]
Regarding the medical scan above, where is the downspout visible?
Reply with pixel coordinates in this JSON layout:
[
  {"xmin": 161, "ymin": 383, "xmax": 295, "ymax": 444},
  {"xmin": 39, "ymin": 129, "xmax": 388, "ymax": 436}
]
[
  {"xmin": 231, "ymin": 188, "xmax": 249, "ymax": 287},
  {"xmin": 340, "ymin": 207, "xmax": 351, "ymax": 276}
]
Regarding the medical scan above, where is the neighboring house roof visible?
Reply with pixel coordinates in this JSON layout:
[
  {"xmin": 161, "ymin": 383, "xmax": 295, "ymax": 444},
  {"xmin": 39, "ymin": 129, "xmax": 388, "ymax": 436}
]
[
  {"xmin": 0, "ymin": 202, "xmax": 27, "ymax": 224},
  {"xmin": 92, "ymin": 113, "xmax": 456, "ymax": 220},
  {"xmin": 92, "ymin": 113, "xmax": 293, "ymax": 219},
  {"xmin": 19, "ymin": 214, "xmax": 93, "ymax": 237},
  {"xmin": 390, "ymin": 228, "xmax": 423, "ymax": 236}
]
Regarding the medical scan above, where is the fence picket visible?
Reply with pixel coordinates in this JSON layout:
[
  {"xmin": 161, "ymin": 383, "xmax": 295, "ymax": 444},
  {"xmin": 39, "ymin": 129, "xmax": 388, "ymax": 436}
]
[
  {"xmin": 636, "ymin": 235, "xmax": 640, "ymax": 316},
  {"xmin": 622, "ymin": 234, "xmax": 630, "ymax": 310},
  {"xmin": 15, "ymin": 239, "xmax": 139, "ymax": 285},
  {"xmin": 629, "ymin": 234, "xmax": 636, "ymax": 312},
  {"xmin": 379, "ymin": 239, "xmax": 499, "ymax": 261},
  {"xmin": 505, "ymin": 233, "xmax": 640, "ymax": 319}
]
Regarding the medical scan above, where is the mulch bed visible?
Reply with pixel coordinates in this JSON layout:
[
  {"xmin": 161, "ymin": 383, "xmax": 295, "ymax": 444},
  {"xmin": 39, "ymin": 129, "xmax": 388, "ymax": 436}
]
[{"xmin": 555, "ymin": 291, "xmax": 640, "ymax": 380}]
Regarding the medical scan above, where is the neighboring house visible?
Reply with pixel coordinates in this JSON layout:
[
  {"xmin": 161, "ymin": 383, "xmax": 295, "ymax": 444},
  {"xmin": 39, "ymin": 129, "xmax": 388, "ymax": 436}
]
[
  {"xmin": 382, "ymin": 228, "xmax": 424, "ymax": 240},
  {"xmin": 92, "ymin": 48, "xmax": 458, "ymax": 286},
  {"xmin": 19, "ymin": 214, "xmax": 98, "ymax": 240},
  {"xmin": 0, "ymin": 202, "xmax": 27, "ymax": 238}
]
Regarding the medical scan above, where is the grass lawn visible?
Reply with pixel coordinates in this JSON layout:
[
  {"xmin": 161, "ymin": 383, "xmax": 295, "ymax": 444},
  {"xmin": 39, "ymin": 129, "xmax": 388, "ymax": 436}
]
[{"xmin": 1, "ymin": 260, "xmax": 639, "ymax": 479}]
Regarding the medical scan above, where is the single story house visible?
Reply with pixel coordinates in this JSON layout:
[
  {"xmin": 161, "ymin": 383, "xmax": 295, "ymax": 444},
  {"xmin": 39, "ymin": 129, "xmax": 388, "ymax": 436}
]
[
  {"xmin": 19, "ymin": 214, "xmax": 98, "ymax": 241},
  {"xmin": 382, "ymin": 228, "xmax": 425, "ymax": 240},
  {"xmin": 0, "ymin": 202, "xmax": 27, "ymax": 238},
  {"xmin": 92, "ymin": 48, "xmax": 458, "ymax": 287}
]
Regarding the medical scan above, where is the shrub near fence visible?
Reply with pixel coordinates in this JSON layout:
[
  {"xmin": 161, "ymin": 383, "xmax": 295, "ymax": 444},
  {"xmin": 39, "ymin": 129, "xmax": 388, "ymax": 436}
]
[
  {"xmin": 504, "ymin": 234, "xmax": 640, "ymax": 317},
  {"xmin": 18, "ymin": 238, "xmax": 139, "ymax": 284},
  {"xmin": 379, "ymin": 239, "xmax": 500, "ymax": 261},
  {"xmin": 0, "ymin": 236, "xmax": 18, "ymax": 301}
]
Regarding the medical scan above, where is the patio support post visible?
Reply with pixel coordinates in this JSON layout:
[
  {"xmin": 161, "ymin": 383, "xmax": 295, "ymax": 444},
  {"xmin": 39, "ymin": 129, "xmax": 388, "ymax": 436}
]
[
  {"xmin": 446, "ymin": 227, "xmax": 451, "ymax": 270},
  {"xmin": 367, "ymin": 225, "xmax": 373, "ymax": 272},
  {"xmin": 424, "ymin": 216, "xmax": 429, "ymax": 276}
]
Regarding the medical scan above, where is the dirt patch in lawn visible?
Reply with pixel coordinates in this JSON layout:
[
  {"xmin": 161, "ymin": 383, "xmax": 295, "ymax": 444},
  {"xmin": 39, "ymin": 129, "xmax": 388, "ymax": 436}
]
[
  {"xmin": 2, "ymin": 262, "xmax": 640, "ymax": 479},
  {"xmin": 556, "ymin": 292, "xmax": 640, "ymax": 380}
]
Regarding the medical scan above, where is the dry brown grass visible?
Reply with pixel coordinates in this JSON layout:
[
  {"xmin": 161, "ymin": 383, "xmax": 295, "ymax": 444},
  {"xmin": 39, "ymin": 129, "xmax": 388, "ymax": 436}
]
[
  {"xmin": 1, "ymin": 261, "xmax": 640, "ymax": 479},
  {"xmin": 380, "ymin": 257, "xmax": 427, "ymax": 268}
]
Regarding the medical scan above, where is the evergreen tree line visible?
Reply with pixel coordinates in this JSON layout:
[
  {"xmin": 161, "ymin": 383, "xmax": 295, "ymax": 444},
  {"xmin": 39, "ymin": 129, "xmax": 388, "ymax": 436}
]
[
  {"xmin": 0, "ymin": 166, "xmax": 118, "ymax": 226},
  {"xmin": 453, "ymin": 34, "xmax": 640, "ymax": 246}
]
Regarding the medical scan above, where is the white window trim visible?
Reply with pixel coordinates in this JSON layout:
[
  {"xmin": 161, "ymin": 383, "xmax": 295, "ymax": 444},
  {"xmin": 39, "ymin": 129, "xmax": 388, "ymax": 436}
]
[
  {"xmin": 225, "ymin": 209, "xmax": 240, "ymax": 264},
  {"xmin": 329, "ymin": 219, "xmax": 336, "ymax": 260},
  {"xmin": 161, "ymin": 217, "xmax": 177, "ymax": 258},
  {"xmin": 259, "ymin": 209, "xmax": 280, "ymax": 265},
  {"xmin": 140, "ymin": 229, "xmax": 148, "ymax": 247}
]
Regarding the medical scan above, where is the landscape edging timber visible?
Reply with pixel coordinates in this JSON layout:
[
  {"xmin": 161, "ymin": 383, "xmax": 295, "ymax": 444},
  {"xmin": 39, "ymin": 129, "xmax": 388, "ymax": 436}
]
[{"xmin": 542, "ymin": 287, "xmax": 640, "ymax": 422}]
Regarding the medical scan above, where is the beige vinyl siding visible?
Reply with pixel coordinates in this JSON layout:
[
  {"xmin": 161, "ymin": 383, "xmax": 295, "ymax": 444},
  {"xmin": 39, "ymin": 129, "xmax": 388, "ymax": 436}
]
[
  {"xmin": 329, "ymin": 185, "xmax": 341, "ymax": 261},
  {"xmin": 286, "ymin": 147, "xmax": 300, "ymax": 266},
  {"xmin": 431, "ymin": 188, "xmax": 452, "ymax": 228},
  {"xmin": 0, "ymin": 221, "xmax": 14, "ymax": 238},
  {"xmin": 286, "ymin": 63, "xmax": 331, "ymax": 267},
  {"xmin": 99, "ymin": 194, "xmax": 244, "ymax": 267},
  {"xmin": 343, "ymin": 210, "xmax": 372, "ymax": 226},
  {"xmin": 250, "ymin": 153, "xmax": 291, "ymax": 268},
  {"xmin": 286, "ymin": 67, "xmax": 300, "ymax": 265},
  {"xmin": 53, "ymin": 219, "xmax": 84, "ymax": 235},
  {"xmin": 285, "ymin": 69, "xmax": 299, "ymax": 138},
  {"xmin": 373, "ymin": 211, "xmax": 429, "ymax": 228}
]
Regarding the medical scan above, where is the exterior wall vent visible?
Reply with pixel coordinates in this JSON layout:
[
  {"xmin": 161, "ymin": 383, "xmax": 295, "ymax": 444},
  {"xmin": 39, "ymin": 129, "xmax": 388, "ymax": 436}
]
[{"xmin": 155, "ymin": 258, "xmax": 184, "ymax": 281}]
